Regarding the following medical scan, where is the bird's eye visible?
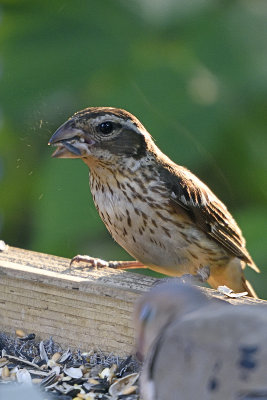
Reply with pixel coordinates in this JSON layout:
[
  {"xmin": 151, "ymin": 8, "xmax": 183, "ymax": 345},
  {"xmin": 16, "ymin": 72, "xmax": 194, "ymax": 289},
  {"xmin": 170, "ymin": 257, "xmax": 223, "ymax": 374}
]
[{"xmin": 99, "ymin": 121, "xmax": 113, "ymax": 135}]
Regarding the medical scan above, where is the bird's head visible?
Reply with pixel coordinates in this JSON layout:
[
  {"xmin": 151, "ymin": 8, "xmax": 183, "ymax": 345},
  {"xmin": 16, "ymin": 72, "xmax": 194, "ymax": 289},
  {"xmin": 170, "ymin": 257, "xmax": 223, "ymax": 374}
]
[
  {"xmin": 134, "ymin": 281, "xmax": 210, "ymax": 361},
  {"xmin": 48, "ymin": 107, "xmax": 153, "ymax": 167}
]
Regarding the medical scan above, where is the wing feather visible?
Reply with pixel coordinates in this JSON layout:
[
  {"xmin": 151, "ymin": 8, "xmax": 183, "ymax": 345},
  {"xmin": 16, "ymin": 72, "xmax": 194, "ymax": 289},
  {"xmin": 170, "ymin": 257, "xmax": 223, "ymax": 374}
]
[{"xmin": 161, "ymin": 164, "xmax": 259, "ymax": 272}]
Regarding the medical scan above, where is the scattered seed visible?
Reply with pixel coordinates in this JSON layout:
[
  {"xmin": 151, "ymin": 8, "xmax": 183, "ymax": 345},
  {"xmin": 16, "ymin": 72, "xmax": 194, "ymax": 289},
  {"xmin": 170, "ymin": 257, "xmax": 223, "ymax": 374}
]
[
  {"xmin": 15, "ymin": 329, "xmax": 26, "ymax": 338},
  {"xmin": 32, "ymin": 378, "xmax": 43, "ymax": 384},
  {"xmin": 16, "ymin": 368, "xmax": 32, "ymax": 384},
  {"xmin": 52, "ymin": 352, "xmax": 62, "ymax": 362},
  {"xmin": 40, "ymin": 341, "xmax": 49, "ymax": 362},
  {"xmin": 123, "ymin": 384, "xmax": 138, "ymax": 395},
  {"xmin": 64, "ymin": 366, "xmax": 83, "ymax": 379},
  {"xmin": 0, "ymin": 358, "xmax": 8, "ymax": 368},
  {"xmin": 1, "ymin": 365, "xmax": 10, "ymax": 379},
  {"xmin": 109, "ymin": 373, "xmax": 139, "ymax": 397},
  {"xmin": 59, "ymin": 348, "xmax": 72, "ymax": 363},
  {"xmin": 0, "ymin": 240, "xmax": 7, "ymax": 251},
  {"xmin": 0, "ymin": 332, "xmax": 140, "ymax": 399},
  {"xmin": 18, "ymin": 333, "xmax": 36, "ymax": 341}
]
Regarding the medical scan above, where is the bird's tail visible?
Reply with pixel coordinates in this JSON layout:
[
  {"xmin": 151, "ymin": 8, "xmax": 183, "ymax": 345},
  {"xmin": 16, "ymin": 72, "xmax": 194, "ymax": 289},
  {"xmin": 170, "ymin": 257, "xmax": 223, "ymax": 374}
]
[
  {"xmin": 207, "ymin": 259, "xmax": 258, "ymax": 299},
  {"xmin": 242, "ymin": 278, "xmax": 258, "ymax": 299}
]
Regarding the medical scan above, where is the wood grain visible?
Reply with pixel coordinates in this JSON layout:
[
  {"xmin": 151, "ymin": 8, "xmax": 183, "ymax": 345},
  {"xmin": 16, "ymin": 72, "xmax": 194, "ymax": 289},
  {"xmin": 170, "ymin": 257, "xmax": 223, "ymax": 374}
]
[
  {"xmin": 0, "ymin": 246, "xmax": 157, "ymax": 356},
  {"xmin": 0, "ymin": 246, "xmax": 265, "ymax": 356}
]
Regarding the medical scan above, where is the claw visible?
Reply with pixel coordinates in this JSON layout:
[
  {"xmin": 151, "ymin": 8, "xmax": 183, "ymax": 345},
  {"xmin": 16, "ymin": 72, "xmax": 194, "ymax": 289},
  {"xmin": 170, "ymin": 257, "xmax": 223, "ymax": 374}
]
[{"xmin": 70, "ymin": 254, "xmax": 109, "ymax": 269}]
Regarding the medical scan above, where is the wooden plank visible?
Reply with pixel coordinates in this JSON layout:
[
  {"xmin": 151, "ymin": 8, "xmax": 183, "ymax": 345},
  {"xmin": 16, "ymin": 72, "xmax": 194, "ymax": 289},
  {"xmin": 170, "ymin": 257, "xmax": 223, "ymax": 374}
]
[
  {"xmin": 0, "ymin": 246, "xmax": 157, "ymax": 356},
  {"xmin": 0, "ymin": 246, "xmax": 265, "ymax": 356}
]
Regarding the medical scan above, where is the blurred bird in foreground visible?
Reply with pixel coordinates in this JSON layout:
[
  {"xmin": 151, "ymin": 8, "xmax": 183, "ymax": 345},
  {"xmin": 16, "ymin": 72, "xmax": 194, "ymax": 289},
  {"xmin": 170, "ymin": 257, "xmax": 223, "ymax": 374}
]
[
  {"xmin": 48, "ymin": 107, "xmax": 259, "ymax": 297},
  {"xmin": 0, "ymin": 385, "xmax": 45, "ymax": 400},
  {"xmin": 135, "ymin": 282, "xmax": 267, "ymax": 400}
]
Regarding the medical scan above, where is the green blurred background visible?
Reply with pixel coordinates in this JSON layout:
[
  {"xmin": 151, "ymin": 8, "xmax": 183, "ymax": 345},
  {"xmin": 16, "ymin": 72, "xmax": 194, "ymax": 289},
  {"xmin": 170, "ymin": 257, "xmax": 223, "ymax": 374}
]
[{"xmin": 0, "ymin": 0, "xmax": 266, "ymax": 296}]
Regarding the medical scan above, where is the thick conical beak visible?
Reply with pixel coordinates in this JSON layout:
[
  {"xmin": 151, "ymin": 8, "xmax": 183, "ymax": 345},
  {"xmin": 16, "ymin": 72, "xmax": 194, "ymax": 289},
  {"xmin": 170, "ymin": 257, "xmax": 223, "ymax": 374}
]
[
  {"xmin": 48, "ymin": 120, "xmax": 88, "ymax": 158},
  {"xmin": 48, "ymin": 120, "xmax": 84, "ymax": 145}
]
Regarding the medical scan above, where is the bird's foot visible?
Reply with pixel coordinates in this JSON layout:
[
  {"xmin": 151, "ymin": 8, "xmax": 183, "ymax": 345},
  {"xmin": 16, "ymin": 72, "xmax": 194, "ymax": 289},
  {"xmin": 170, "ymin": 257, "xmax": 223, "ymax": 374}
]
[
  {"xmin": 70, "ymin": 255, "xmax": 146, "ymax": 270},
  {"xmin": 70, "ymin": 255, "xmax": 113, "ymax": 269},
  {"xmin": 153, "ymin": 266, "xmax": 210, "ymax": 287}
]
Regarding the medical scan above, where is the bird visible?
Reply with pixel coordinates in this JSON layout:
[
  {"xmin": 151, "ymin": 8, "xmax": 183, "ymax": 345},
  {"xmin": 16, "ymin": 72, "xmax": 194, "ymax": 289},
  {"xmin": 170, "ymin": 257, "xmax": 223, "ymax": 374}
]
[
  {"xmin": 0, "ymin": 385, "xmax": 45, "ymax": 400},
  {"xmin": 48, "ymin": 107, "xmax": 259, "ymax": 297},
  {"xmin": 134, "ymin": 281, "xmax": 267, "ymax": 400}
]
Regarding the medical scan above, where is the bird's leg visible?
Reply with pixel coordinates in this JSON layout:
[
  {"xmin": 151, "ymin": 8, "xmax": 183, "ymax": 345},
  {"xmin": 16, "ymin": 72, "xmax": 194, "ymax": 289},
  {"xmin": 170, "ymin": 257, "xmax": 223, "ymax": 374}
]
[
  {"xmin": 180, "ymin": 266, "xmax": 210, "ymax": 285},
  {"xmin": 196, "ymin": 265, "xmax": 210, "ymax": 282},
  {"xmin": 70, "ymin": 255, "xmax": 146, "ymax": 270},
  {"xmin": 178, "ymin": 265, "xmax": 210, "ymax": 285},
  {"xmin": 152, "ymin": 266, "xmax": 211, "ymax": 287}
]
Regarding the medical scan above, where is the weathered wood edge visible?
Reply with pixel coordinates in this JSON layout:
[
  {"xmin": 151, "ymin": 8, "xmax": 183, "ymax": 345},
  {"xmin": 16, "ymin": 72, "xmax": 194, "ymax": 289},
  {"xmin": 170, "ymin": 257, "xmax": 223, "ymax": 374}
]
[
  {"xmin": 0, "ymin": 246, "xmax": 159, "ymax": 356},
  {"xmin": 0, "ymin": 246, "xmax": 266, "ymax": 356}
]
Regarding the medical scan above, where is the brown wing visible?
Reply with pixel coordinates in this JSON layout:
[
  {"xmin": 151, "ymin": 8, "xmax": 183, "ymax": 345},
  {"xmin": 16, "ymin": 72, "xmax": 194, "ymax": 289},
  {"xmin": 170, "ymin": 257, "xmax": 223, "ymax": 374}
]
[{"xmin": 161, "ymin": 164, "xmax": 259, "ymax": 272}]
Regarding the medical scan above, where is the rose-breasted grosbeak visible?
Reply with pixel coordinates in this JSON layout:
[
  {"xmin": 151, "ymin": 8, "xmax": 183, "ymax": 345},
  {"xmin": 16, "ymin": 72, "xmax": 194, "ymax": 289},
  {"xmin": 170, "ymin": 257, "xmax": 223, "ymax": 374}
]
[{"xmin": 48, "ymin": 107, "xmax": 259, "ymax": 297}]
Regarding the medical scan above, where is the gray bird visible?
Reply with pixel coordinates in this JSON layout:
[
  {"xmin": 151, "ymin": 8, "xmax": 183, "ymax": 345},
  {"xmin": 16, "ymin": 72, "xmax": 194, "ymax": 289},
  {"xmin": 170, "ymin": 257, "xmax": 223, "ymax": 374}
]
[{"xmin": 134, "ymin": 282, "xmax": 267, "ymax": 400}]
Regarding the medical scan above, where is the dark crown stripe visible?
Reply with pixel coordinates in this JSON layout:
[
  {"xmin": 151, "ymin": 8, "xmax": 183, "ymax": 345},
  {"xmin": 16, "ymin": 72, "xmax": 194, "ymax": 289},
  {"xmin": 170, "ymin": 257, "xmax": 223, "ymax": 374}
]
[{"xmin": 73, "ymin": 107, "xmax": 144, "ymax": 130}]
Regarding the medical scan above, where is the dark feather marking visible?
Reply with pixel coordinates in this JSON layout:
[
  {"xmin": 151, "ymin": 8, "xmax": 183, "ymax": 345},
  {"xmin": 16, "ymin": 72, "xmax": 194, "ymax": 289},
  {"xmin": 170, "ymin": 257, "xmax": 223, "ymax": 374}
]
[
  {"xmin": 106, "ymin": 182, "xmax": 114, "ymax": 196},
  {"xmin": 155, "ymin": 210, "xmax": 165, "ymax": 220},
  {"xmin": 151, "ymin": 219, "xmax": 158, "ymax": 228},
  {"xmin": 126, "ymin": 209, "xmax": 132, "ymax": 227},
  {"xmin": 96, "ymin": 128, "xmax": 148, "ymax": 159},
  {"xmin": 187, "ymin": 250, "xmax": 198, "ymax": 260},
  {"xmin": 133, "ymin": 176, "xmax": 148, "ymax": 193},
  {"xmin": 122, "ymin": 190, "xmax": 133, "ymax": 203},
  {"xmin": 73, "ymin": 107, "xmax": 146, "ymax": 132},
  {"xmin": 126, "ymin": 182, "xmax": 137, "ymax": 194},
  {"xmin": 159, "ymin": 163, "xmax": 255, "ymax": 266},
  {"xmin": 106, "ymin": 212, "xmax": 112, "ymax": 225},
  {"xmin": 141, "ymin": 211, "xmax": 148, "ymax": 220},
  {"xmin": 134, "ymin": 208, "xmax": 140, "ymax": 216},
  {"xmin": 150, "ymin": 186, "xmax": 166, "ymax": 194},
  {"xmin": 162, "ymin": 226, "xmax": 171, "ymax": 238},
  {"xmin": 146, "ymin": 196, "xmax": 155, "ymax": 203}
]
